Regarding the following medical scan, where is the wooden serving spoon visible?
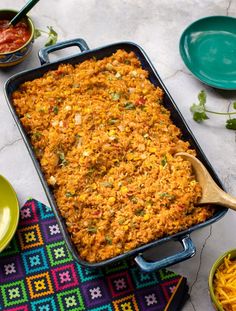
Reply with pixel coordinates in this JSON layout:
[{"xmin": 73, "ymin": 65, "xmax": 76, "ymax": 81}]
[{"xmin": 176, "ymin": 152, "xmax": 236, "ymax": 210}]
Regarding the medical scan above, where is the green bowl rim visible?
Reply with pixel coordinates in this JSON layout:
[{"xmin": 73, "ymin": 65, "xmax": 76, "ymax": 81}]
[
  {"xmin": 208, "ymin": 248, "xmax": 236, "ymax": 311},
  {"xmin": 0, "ymin": 174, "xmax": 19, "ymax": 253},
  {"xmin": 0, "ymin": 9, "xmax": 35, "ymax": 55}
]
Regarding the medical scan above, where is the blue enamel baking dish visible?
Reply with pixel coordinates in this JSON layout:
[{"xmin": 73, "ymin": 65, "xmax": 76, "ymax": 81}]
[{"xmin": 4, "ymin": 38, "xmax": 227, "ymax": 272}]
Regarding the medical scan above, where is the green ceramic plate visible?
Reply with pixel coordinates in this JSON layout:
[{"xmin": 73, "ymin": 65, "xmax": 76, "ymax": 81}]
[
  {"xmin": 0, "ymin": 175, "xmax": 19, "ymax": 252},
  {"xmin": 179, "ymin": 16, "xmax": 236, "ymax": 89}
]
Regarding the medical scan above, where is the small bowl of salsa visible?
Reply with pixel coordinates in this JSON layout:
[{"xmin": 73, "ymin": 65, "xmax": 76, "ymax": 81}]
[{"xmin": 0, "ymin": 9, "xmax": 34, "ymax": 67}]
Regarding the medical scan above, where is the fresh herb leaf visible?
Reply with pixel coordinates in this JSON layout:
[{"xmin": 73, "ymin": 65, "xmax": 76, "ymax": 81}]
[
  {"xmin": 53, "ymin": 106, "xmax": 59, "ymax": 114},
  {"xmin": 65, "ymin": 192, "xmax": 75, "ymax": 198},
  {"xmin": 159, "ymin": 192, "xmax": 169, "ymax": 198},
  {"xmin": 226, "ymin": 118, "xmax": 236, "ymax": 130},
  {"xmin": 75, "ymin": 134, "xmax": 82, "ymax": 139},
  {"xmin": 87, "ymin": 167, "xmax": 96, "ymax": 176},
  {"xmin": 34, "ymin": 26, "xmax": 58, "ymax": 47},
  {"xmin": 118, "ymin": 218, "xmax": 125, "ymax": 224},
  {"xmin": 108, "ymin": 118, "xmax": 118, "ymax": 125},
  {"xmin": 124, "ymin": 102, "xmax": 135, "ymax": 110},
  {"xmin": 191, "ymin": 91, "xmax": 236, "ymax": 130},
  {"xmin": 111, "ymin": 92, "xmax": 120, "ymax": 101},
  {"xmin": 190, "ymin": 103, "xmax": 209, "ymax": 122},
  {"xmin": 134, "ymin": 209, "xmax": 145, "ymax": 216},
  {"xmin": 45, "ymin": 26, "xmax": 58, "ymax": 46},
  {"xmin": 87, "ymin": 226, "xmax": 97, "ymax": 233},
  {"xmin": 57, "ymin": 151, "xmax": 68, "ymax": 166},
  {"xmin": 100, "ymin": 182, "xmax": 113, "ymax": 188},
  {"xmin": 190, "ymin": 90, "xmax": 209, "ymax": 122},
  {"xmin": 198, "ymin": 89, "xmax": 206, "ymax": 105},
  {"xmin": 130, "ymin": 196, "xmax": 138, "ymax": 204},
  {"xmin": 161, "ymin": 155, "xmax": 167, "ymax": 166},
  {"xmin": 105, "ymin": 235, "xmax": 112, "ymax": 244},
  {"xmin": 32, "ymin": 132, "xmax": 42, "ymax": 140},
  {"xmin": 159, "ymin": 192, "xmax": 176, "ymax": 200}
]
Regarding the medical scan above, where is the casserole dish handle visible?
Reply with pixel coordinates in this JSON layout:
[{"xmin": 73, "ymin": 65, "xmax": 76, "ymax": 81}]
[
  {"xmin": 38, "ymin": 38, "xmax": 89, "ymax": 65},
  {"xmin": 134, "ymin": 235, "xmax": 195, "ymax": 272}
]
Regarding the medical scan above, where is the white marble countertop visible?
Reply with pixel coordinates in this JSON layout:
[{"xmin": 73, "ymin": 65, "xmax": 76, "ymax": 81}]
[{"xmin": 0, "ymin": 0, "xmax": 236, "ymax": 310}]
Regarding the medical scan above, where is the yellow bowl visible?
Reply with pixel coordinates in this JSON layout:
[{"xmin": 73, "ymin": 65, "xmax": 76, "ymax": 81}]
[
  {"xmin": 209, "ymin": 249, "xmax": 236, "ymax": 311},
  {"xmin": 0, "ymin": 175, "xmax": 19, "ymax": 252},
  {"xmin": 0, "ymin": 9, "xmax": 35, "ymax": 67}
]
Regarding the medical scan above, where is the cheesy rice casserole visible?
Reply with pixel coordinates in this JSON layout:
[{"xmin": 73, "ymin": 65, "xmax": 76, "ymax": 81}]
[{"xmin": 12, "ymin": 49, "xmax": 214, "ymax": 262}]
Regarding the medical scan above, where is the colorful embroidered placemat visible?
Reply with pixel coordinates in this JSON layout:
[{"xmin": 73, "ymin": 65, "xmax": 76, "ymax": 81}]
[{"xmin": 0, "ymin": 199, "xmax": 188, "ymax": 311}]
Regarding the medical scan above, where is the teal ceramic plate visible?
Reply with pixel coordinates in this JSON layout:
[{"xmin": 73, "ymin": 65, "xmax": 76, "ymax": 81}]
[
  {"xmin": 0, "ymin": 175, "xmax": 19, "ymax": 252},
  {"xmin": 179, "ymin": 16, "xmax": 236, "ymax": 89}
]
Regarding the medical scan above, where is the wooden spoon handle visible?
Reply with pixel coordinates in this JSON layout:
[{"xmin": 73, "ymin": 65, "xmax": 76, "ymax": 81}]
[
  {"xmin": 203, "ymin": 181, "xmax": 236, "ymax": 210},
  {"xmin": 175, "ymin": 152, "xmax": 236, "ymax": 210},
  {"xmin": 217, "ymin": 190, "xmax": 236, "ymax": 210}
]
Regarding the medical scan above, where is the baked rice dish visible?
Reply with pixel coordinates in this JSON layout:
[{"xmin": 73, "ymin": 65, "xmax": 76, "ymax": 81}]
[{"xmin": 12, "ymin": 49, "xmax": 214, "ymax": 263}]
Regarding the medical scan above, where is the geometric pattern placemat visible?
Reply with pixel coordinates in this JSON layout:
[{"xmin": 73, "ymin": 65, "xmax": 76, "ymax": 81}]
[{"xmin": 0, "ymin": 199, "xmax": 188, "ymax": 311}]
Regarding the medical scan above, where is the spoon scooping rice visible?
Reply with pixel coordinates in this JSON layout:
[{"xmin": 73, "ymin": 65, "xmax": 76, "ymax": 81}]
[{"xmin": 176, "ymin": 152, "xmax": 236, "ymax": 210}]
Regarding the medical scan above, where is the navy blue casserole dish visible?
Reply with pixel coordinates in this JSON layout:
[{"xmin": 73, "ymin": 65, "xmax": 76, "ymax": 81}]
[{"xmin": 4, "ymin": 38, "xmax": 227, "ymax": 272}]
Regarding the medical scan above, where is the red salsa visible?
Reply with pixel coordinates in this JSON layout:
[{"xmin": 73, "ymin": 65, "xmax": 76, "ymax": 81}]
[{"xmin": 0, "ymin": 19, "xmax": 31, "ymax": 53}]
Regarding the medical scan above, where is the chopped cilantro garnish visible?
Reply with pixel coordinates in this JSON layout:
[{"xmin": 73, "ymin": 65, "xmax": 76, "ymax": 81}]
[
  {"xmin": 65, "ymin": 192, "xmax": 75, "ymax": 198},
  {"xmin": 124, "ymin": 60, "xmax": 131, "ymax": 65},
  {"xmin": 161, "ymin": 155, "xmax": 167, "ymax": 166},
  {"xmin": 111, "ymin": 92, "xmax": 120, "ymax": 101},
  {"xmin": 57, "ymin": 151, "xmax": 68, "ymax": 166},
  {"xmin": 124, "ymin": 102, "xmax": 135, "ymax": 110},
  {"xmin": 118, "ymin": 218, "xmax": 125, "ymax": 225},
  {"xmin": 100, "ymin": 182, "xmax": 113, "ymax": 188},
  {"xmin": 75, "ymin": 133, "xmax": 82, "ymax": 139},
  {"xmin": 134, "ymin": 209, "xmax": 145, "ymax": 216},
  {"xmin": 87, "ymin": 167, "xmax": 96, "ymax": 176},
  {"xmin": 53, "ymin": 106, "xmax": 59, "ymax": 114},
  {"xmin": 130, "ymin": 196, "xmax": 138, "ymax": 204},
  {"xmin": 108, "ymin": 118, "xmax": 118, "ymax": 125},
  {"xmin": 105, "ymin": 235, "xmax": 112, "ymax": 244},
  {"xmin": 32, "ymin": 132, "xmax": 42, "ymax": 140},
  {"xmin": 159, "ymin": 192, "xmax": 176, "ymax": 200},
  {"xmin": 87, "ymin": 226, "xmax": 97, "ymax": 233}
]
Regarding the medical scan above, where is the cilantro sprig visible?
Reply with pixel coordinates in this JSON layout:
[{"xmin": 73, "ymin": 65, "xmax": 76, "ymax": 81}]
[
  {"xmin": 190, "ymin": 90, "xmax": 236, "ymax": 130},
  {"xmin": 34, "ymin": 26, "xmax": 58, "ymax": 46}
]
